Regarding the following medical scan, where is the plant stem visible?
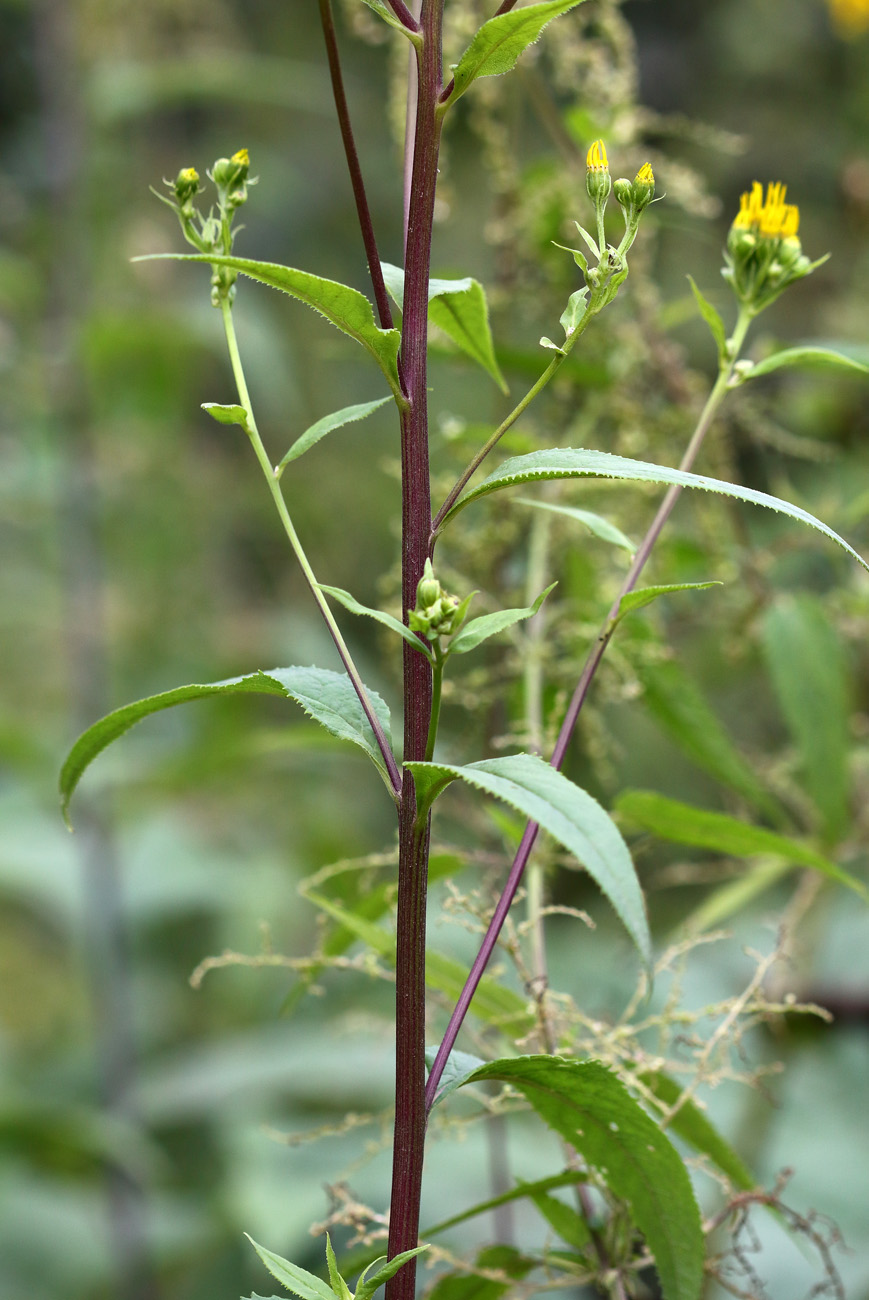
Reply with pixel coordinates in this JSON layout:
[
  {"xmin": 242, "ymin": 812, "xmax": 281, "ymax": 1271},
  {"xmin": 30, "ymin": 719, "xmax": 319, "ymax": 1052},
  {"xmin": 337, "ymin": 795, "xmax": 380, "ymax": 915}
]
[
  {"xmin": 426, "ymin": 307, "xmax": 753, "ymax": 1106},
  {"xmin": 219, "ymin": 297, "xmax": 402, "ymax": 798},
  {"xmin": 387, "ymin": 4, "xmax": 446, "ymax": 1296},
  {"xmin": 317, "ymin": 0, "xmax": 396, "ymax": 334}
]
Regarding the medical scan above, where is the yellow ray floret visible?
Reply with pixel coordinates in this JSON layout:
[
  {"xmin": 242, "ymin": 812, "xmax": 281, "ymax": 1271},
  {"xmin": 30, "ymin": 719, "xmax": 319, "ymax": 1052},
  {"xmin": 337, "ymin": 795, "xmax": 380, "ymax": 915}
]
[
  {"xmin": 732, "ymin": 181, "xmax": 799, "ymax": 240},
  {"xmin": 635, "ymin": 162, "xmax": 655, "ymax": 185},
  {"xmin": 586, "ymin": 139, "xmax": 608, "ymax": 171}
]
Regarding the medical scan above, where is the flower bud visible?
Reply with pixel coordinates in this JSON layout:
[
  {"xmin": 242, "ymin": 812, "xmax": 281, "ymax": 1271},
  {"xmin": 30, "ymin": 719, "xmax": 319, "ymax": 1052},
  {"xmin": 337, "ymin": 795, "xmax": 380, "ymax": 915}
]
[
  {"xmin": 211, "ymin": 148, "xmax": 250, "ymax": 190},
  {"xmin": 586, "ymin": 138, "xmax": 612, "ymax": 206},
  {"xmin": 173, "ymin": 166, "xmax": 200, "ymax": 208},
  {"xmin": 632, "ymin": 162, "xmax": 655, "ymax": 210}
]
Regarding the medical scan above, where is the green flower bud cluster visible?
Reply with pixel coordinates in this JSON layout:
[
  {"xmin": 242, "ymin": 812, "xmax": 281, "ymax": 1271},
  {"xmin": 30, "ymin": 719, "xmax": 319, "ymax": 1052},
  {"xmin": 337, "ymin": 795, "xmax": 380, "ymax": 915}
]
[
  {"xmin": 722, "ymin": 181, "xmax": 823, "ymax": 314},
  {"xmin": 408, "ymin": 560, "xmax": 472, "ymax": 642},
  {"xmin": 154, "ymin": 149, "xmax": 258, "ymax": 304}
]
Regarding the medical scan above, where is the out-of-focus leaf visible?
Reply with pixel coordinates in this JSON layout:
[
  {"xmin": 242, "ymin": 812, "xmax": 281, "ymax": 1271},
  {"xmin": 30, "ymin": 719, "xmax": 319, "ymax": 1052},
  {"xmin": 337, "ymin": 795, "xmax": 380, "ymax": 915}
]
[
  {"xmin": 516, "ymin": 497, "xmax": 635, "ymax": 552},
  {"xmin": 686, "ymin": 276, "xmax": 727, "ymax": 362},
  {"xmin": 746, "ymin": 347, "xmax": 869, "ymax": 380},
  {"xmin": 636, "ymin": 1071, "xmax": 755, "ymax": 1190}
]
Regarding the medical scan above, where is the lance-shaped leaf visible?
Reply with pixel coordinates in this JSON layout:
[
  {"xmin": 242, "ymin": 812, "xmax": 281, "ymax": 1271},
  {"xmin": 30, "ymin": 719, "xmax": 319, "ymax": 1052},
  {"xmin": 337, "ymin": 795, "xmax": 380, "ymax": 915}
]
[
  {"xmin": 317, "ymin": 584, "xmax": 433, "ymax": 661},
  {"xmin": 381, "ymin": 263, "xmax": 505, "ymax": 390},
  {"xmin": 448, "ymin": 583, "xmax": 556, "ymax": 655},
  {"xmin": 246, "ymin": 1237, "xmax": 335, "ymax": 1300},
  {"xmin": 460, "ymin": 1057, "xmax": 704, "ymax": 1300},
  {"xmin": 60, "ymin": 667, "xmax": 393, "ymax": 825},
  {"xmin": 275, "ymin": 397, "xmax": 391, "ymax": 475},
  {"xmin": 136, "ymin": 253, "xmax": 403, "ymax": 395},
  {"xmin": 446, "ymin": 0, "xmax": 588, "ymax": 105},
  {"xmin": 440, "ymin": 447, "xmax": 869, "ymax": 572},
  {"xmin": 636, "ymin": 1070, "xmax": 755, "ymax": 1191},
  {"xmin": 406, "ymin": 753, "xmax": 651, "ymax": 967},
  {"xmin": 615, "ymin": 789, "xmax": 867, "ymax": 900},
  {"xmin": 354, "ymin": 1246, "xmax": 430, "ymax": 1300},
  {"xmin": 686, "ymin": 276, "xmax": 727, "ymax": 363},
  {"xmin": 359, "ymin": 0, "xmax": 420, "ymax": 40},
  {"xmin": 425, "ymin": 1170, "xmax": 586, "ymax": 1236},
  {"xmin": 745, "ymin": 346, "xmax": 869, "ymax": 381},
  {"xmin": 612, "ymin": 582, "xmax": 722, "ymax": 627},
  {"xmin": 201, "ymin": 401, "xmax": 251, "ymax": 432},
  {"xmin": 517, "ymin": 497, "xmax": 635, "ymax": 552}
]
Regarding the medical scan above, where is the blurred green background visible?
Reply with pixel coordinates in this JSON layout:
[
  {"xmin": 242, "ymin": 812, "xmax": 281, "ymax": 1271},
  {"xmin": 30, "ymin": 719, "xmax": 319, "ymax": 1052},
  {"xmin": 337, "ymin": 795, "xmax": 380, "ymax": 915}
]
[{"xmin": 1, "ymin": 1, "xmax": 869, "ymax": 1298}]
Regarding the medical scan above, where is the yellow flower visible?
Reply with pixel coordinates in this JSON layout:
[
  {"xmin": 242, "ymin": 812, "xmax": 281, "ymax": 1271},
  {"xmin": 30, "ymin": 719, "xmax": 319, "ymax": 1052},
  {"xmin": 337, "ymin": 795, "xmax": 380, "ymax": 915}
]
[
  {"xmin": 231, "ymin": 148, "xmax": 250, "ymax": 167},
  {"xmin": 732, "ymin": 181, "xmax": 800, "ymax": 241},
  {"xmin": 586, "ymin": 139, "xmax": 608, "ymax": 171},
  {"xmin": 635, "ymin": 162, "xmax": 654, "ymax": 186},
  {"xmin": 827, "ymin": 0, "xmax": 869, "ymax": 35}
]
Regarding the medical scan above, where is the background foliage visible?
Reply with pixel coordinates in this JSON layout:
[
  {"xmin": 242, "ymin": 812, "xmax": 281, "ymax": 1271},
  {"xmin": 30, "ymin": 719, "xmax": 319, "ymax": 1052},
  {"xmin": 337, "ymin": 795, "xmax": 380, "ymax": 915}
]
[{"xmin": 1, "ymin": 1, "xmax": 869, "ymax": 1298}]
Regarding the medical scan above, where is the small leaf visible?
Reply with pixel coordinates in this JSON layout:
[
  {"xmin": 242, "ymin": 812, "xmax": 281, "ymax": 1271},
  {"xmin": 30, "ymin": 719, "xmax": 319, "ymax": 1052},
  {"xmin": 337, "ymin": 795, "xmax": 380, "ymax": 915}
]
[
  {"xmin": 637, "ymin": 1071, "xmax": 755, "ymax": 1191},
  {"xmin": 540, "ymin": 336, "xmax": 566, "ymax": 354},
  {"xmin": 615, "ymin": 789, "xmax": 867, "ymax": 899},
  {"xmin": 60, "ymin": 666, "xmax": 393, "ymax": 824},
  {"xmin": 201, "ymin": 401, "xmax": 250, "ymax": 431},
  {"xmin": 425, "ymin": 1171, "xmax": 584, "ymax": 1236},
  {"xmin": 381, "ymin": 263, "xmax": 506, "ymax": 390},
  {"xmin": 762, "ymin": 596, "xmax": 852, "ymax": 845},
  {"xmin": 424, "ymin": 1047, "xmax": 487, "ymax": 1107},
  {"xmin": 358, "ymin": 0, "xmax": 419, "ymax": 38},
  {"xmin": 406, "ymin": 753, "xmax": 651, "ymax": 967},
  {"xmin": 135, "ymin": 253, "xmax": 403, "ymax": 396},
  {"xmin": 276, "ymin": 398, "xmax": 391, "ymax": 474},
  {"xmin": 246, "ymin": 1236, "xmax": 336, "ymax": 1300},
  {"xmin": 354, "ymin": 1246, "xmax": 430, "ymax": 1300},
  {"xmin": 559, "ymin": 288, "xmax": 588, "ymax": 337},
  {"xmin": 613, "ymin": 581, "xmax": 722, "ymax": 626},
  {"xmin": 686, "ymin": 276, "xmax": 727, "ymax": 362},
  {"xmin": 447, "ymin": 0, "xmax": 587, "ymax": 104},
  {"xmin": 449, "ymin": 583, "xmax": 556, "ymax": 655},
  {"xmin": 462, "ymin": 1057, "xmax": 704, "ymax": 1300},
  {"xmin": 440, "ymin": 446, "xmax": 869, "ymax": 573},
  {"xmin": 746, "ymin": 346, "xmax": 869, "ymax": 380},
  {"xmin": 516, "ymin": 497, "xmax": 635, "ymax": 552},
  {"xmin": 317, "ymin": 584, "xmax": 433, "ymax": 661}
]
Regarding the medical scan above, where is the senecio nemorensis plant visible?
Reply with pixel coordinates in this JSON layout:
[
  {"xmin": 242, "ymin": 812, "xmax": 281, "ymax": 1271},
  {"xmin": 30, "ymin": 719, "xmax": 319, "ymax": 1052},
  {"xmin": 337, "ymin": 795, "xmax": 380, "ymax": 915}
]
[{"xmin": 60, "ymin": 3, "xmax": 869, "ymax": 1300}]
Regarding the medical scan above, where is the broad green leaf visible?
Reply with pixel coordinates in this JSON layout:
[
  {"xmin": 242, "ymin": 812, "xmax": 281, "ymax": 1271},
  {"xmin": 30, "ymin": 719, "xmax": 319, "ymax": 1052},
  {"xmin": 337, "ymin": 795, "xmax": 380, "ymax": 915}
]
[
  {"xmin": 637, "ymin": 1071, "xmax": 754, "ymax": 1191},
  {"xmin": 516, "ymin": 497, "xmax": 635, "ymax": 552},
  {"xmin": 639, "ymin": 659, "xmax": 786, "ymax": 824},
  {"xmin": 424, "ymin": 1047, "xmax": 487, "ymax": 1107},
  {"xmin": 449, "ymin": 582, "xmax": 556, "ymax": 655},
  {"xmin": 422, "ymin": 1246, "xmax": 533, "ymax": 1300},
  {"xmin": 136, "ymin": 253, "xmax": 403, "ymax": 395},
  {"xmin": 406, "ymin": 753, "xmax": 651, "ymax": 967},
  {"xmin": 529, "ymin": 1187, "xmax": 591, "ymax": 1250},
  {"xmin": 326, "ymin": 1236, "xmax": 352, "ymax": 1300},
  {"xmin": 425, "ymin": 1171, "xmax": 583, "ymax": 1236},
  {"xmin": 304, "ymin": 891, "xmax": 533, "ymax": 1033},
  {"xmin": 358, "ymin": 0, "xmax": 420, "ymax": 39},
  {"xmin": 246, "ymin": 1236, "xmax": 336, "ymax": 1300},
  {"xmin": 746, "ymin": 346, "xmax": 869, "ymax": 380},
  {"xmin": 446, "ymin": 0, "xmax": 588, "ymax": 104},
  {"xmin": 686, "ymin": 276, "xmax": 727, "ymax": 362},
  {"xmin": 354, "ymin": 1246, "xmax": 430, "ymax": 1300},
  {"xmin": 762, "ymin": 596, "xmax": 851, "ymax": 845},
  {"xmin": 201, "ymin": 401, "xmax": 250, "ymax": 431},
  {"xmin": 441, "ymin": 447, "xmax": 869, "ymax": 573},
  {"xmin": 464, "ymin": 1057, "xmax": 704, "ymax": 1300},
  {"xmin": 613, "ymin": 582, "xmax": 722, "ymax": 625},
  {"xmin": 381, "ymin": 263, "xmax": 506, "ymax": 390},
  {"xmin": 276, "ymin": 397, "xmax": 391, "ymax": 474},
  {"xmin": 60, "ymin": 666, "xmax": 393, "ymax": 824},
  {"xmin": 317, "ymin": 584, "xmax": 433, "ymax": 660},
  {"xmin": 615, "ymin": 789, "xmax": 867, "ymax": 899}
]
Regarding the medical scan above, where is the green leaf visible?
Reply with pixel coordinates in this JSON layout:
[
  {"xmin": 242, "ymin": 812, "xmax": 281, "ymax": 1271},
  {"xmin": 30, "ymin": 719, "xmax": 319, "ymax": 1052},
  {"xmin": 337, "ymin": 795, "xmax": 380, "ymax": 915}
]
[
  {"xmin": 449, "ymin": 583, "xmax": 556, "ymax": 655},
  {"xmin": 559, "ymin": 288, "xmax": 588, "ymax": 338},
  {"xmin": 528, "ymin": 1186, "xmax": 591, "ymax": 1250},
  {"xmin": 424, "ymin": 1047, "xmax": 487, "ymax": 1107},
  {"xmin": 406, "ymin": 753, "xmax": 651, "ymax": 967},
  {"xmin": 746, "ymin": 346, "xmax": 869, "ymax": 380},
  {"xmin": 325, "ymin": 1236, "xmax": 352, "ymax": 1300},
  {"xmin": 615, "ymin": 789, "xmax": 867, "ymax": 899},
  {"xmin": 60, "ymin": 666, "xmax": 393, "ymax": 824},
  {"xmin": 136, "ymin": 253, "xmax": 403, "ymax": 395},
  {"xmin": 275, "ymin": 398, "xmax": 391, "ymax": 474},
  {"xmin": 246, "ymin": 1236, "xmax": 336, "ymax": 1300},
  {"xmin": 358, "ymin": 0, "xmax": 419, "ymax": 39},
  {"xmin": 762, "ymin": 596, "xmax": 852, "ymax": 845},
  {"xmin": 422, "ymin": 1247, "xmax": 533, "ymax": 1300},
  {"xmin": 613, "ymin": 582, "xmax": 722, "ymax": 625},
  {"xmin": 679, "ymin": 860, "xmax": 791, "ymax": 934},
  {"xmin": 638, "ymin": 658, "xmax": 786, "ymax": 825},
  {"xmin": 516, "ymin": 497, "xmax": 635, "ymax": 552},
  {"xmin": 317, "ymin": 584, "xmax": 433, "ymax": 661},
  {"xmin": 686, "ymin": 276, "xmax": 727, "ymax": 363},
  {"xmin": 441, "ymin": 447, "xmax": 869, "ymax": 572},
  {"xmin": 447, "ymin": 0, "xmax": 588, "ymax": 104},
  {"xmin": 354, "ymin": 1246, "xmax": 430, "ymax": 1300},
  {"xmin": 463, "ymin": 1057, "xmax": 704, "ymax": 1300},
  {"xmin": 425, "ymin": 1171, "xmax": 584, "ymax": 1236},
  {"xmin": 637, "ymin": 1071, "xmax": 755, "ymax": 1191},
  {"xmin": 381, "ymin": 263, "xmax": 506, "ymax": 391},
  {"xmin": 201, "ymin": 401, "xmax": 250, "ymax": 431}
]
